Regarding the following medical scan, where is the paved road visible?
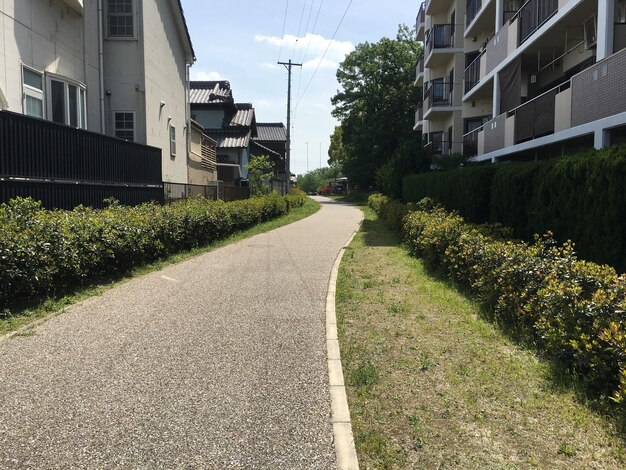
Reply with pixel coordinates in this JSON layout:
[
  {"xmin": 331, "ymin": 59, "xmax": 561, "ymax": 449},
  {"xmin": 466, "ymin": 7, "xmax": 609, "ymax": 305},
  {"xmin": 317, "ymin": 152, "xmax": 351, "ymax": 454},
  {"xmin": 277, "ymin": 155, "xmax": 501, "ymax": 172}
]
[{"xmin": 0, "ymin": 197, "xmax": 362, "ymax": 469}]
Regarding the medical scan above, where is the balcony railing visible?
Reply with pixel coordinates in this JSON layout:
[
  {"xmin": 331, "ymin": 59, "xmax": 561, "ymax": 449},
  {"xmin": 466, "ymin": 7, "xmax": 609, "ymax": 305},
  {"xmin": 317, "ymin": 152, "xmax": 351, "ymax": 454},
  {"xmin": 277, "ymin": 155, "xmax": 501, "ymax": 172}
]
[
  {"xmin": 425, "ymin": 24, "xmax": 455, "ymax": 57},
  {"xmin": 464, "ymin": 52, "xmax": 483, "ymax": 93},
  {"xmin": 463, "ymin": 127, "xmax": 482, "ymax": 157},
  {"xmin": 416, "ymin": 57, "xmax": 424, "ymax": 79},
  {"xmin": 508, "ymin": 81, "xmax": 570, "ymax": 144},
  {"xmin": 415, "ymin": 107, "xmax": 424, "ymax": 126},
  {"xmin": 466, "ymin": 0, "xmax": 483, "ymax": 26},
  {"xmin": 515, "ymin": 0, "xmax": 558, "ymax": 44},
  {"xmin": 425, "ymin": 81, "xmax": 454, "ymax": 109},
  {"xmin": 416, "ymin": 3, "xmax": 425, "ymax": 31}
]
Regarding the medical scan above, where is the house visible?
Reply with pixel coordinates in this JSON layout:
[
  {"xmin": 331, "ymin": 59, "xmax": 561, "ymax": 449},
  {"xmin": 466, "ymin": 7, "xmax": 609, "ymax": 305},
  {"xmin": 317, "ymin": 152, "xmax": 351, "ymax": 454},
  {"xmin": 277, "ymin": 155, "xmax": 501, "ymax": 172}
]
[
  {"xmin": 415, "ymin": 0, "xmax": 626, "ymax": 163},
  {"xmin": 188, "ymin": 119, "xmax": 217, "ymax": 185},
  {"xmin": 0, "ymin": 0, "xmax": 195, "ymax": 184},
  {"xmin": 252, "ymin": 122, "xmax": 288, "ymax": 181},
  {"xmin": 190, "ymin": 81, "xmax": 259, "ymax": 186}
]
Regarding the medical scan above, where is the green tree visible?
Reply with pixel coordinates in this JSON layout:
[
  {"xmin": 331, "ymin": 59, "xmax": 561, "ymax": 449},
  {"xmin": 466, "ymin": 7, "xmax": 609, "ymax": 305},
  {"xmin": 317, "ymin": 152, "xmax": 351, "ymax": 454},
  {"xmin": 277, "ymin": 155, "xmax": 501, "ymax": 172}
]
[
  {"xmin": 331, "ymin": 25, "xmax": 422, "ymax": 190},
  {"xmin": 297, "ymin": 165, "xmax": 342, "ymax": 193},
  {"xmin": 248, "ymin": 155, "xmax": 274, "ymax": 197},
  {"xmin": 328, "ymin": 126, "xmax": 346, "ymax": 166}
]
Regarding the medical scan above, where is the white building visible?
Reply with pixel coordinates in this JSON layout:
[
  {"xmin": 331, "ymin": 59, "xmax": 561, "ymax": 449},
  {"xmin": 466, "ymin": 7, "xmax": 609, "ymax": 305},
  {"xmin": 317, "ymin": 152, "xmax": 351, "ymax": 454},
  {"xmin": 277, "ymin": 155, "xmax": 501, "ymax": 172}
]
[
  {"xmin": 415, "ymin": 0, "xmax": 626, "ymax": 162},
  {"xmin": 0, "ymin": 0, "xmax": 195, "ymax": 183}
]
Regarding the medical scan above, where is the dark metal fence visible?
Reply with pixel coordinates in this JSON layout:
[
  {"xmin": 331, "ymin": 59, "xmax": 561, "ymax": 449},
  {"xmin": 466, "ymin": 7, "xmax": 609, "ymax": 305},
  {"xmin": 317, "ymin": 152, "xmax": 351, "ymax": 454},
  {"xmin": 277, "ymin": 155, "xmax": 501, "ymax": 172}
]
[
  {"xmin": 164, "ymin": 182, "xmax": 250, "ymax": 202},
  {"xmin": 517, "ymin": 0, "xmax": 558, "ymax": 44},
  {"xmin": 424, "ymin": 81, "xmax": 454, "ymax": 109},
  {"xmin": 466, "ymin": 0, "xmax": 482, "ymax": 26},
  {"xmin": 465, "ymin": 53, "xmax": 483, "ymax": 93},
  {"xmin": 425, "ymin": 24, "xmax": 455, "ymax": 57},
  {"xmin": 0, "ymin": 111, "xmax": 163, "ymax": 209}
]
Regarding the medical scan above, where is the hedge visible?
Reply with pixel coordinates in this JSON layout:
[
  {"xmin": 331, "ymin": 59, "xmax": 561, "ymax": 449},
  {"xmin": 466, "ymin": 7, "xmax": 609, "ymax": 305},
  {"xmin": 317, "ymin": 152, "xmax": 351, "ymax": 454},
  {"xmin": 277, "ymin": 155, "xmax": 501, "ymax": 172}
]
[
  {"xmin": 0, "ymin": 190, "xmax": 306, "ymax": 308},
  {"xmin": 402, "ymin": 146, "xmax": 626, "ymax": 271},
  {"xmin": 369, "ymin": 193, "xmax": 626, "ymax": 406}
]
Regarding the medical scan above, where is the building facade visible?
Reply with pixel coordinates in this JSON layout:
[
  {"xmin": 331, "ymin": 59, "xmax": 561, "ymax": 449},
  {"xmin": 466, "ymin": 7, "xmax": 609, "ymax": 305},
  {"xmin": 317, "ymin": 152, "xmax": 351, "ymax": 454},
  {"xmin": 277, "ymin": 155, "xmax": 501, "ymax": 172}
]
[
  {"xmin": 0, "ymin": 0, "xmax": 195, "ymax": 183},
  {"xmin": 415, "ymin": 0, "xmax": 626, "ymax": 162}
]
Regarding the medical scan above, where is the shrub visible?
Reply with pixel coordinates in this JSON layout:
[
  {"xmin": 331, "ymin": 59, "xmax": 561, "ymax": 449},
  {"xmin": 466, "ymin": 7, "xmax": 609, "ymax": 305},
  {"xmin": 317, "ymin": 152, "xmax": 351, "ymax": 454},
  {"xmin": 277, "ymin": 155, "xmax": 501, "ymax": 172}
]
[
  {"xmin": 371, "ymin": 196, "xmax": 626, "ymax": 405},
  {"xmin": 402, "ymin": 145, "xmax": 626, "ymax": 271},
  {"xmin": 0, "ymin": 193, "xmax": 301, "ymax": 308}
]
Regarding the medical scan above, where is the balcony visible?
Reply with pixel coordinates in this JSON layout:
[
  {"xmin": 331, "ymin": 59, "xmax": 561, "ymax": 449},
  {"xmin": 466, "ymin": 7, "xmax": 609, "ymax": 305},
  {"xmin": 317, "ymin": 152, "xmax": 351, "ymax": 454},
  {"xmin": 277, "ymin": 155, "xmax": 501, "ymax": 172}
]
[
  {"xmin": 463, "ymin": 127, "xmax": 481, "ymax": 158},
  {"xmin": 425, "ymin": 24, "xmax": 455, "ymax": 57},
  {"xmin": 464, "ymin": 52, "xmax": 484, "ymax": 94},
  {"xmin": 414, "ymin": 107, "xmax": 424, "ymax": 130},
  {"xmin": 426, "ymin": 0, "xmax": 452, "ymax": 15},
  {"xmin": 466, "ymin": 0, "xmax": 483, "ymax": 27},
  {"xmin": 424, "ymin": 80, "xmax": 454, "ymax": 111},
  {"xmin": 415, "ymin": 57, "xmax": 424, "ymax": 86},
  {"xmin": 416, "ymin": 3, "xmax": 425, "ymax": 41},
  {"xmin": 515, "ymin": 0, "xmax": 558, "ymax": 44}
]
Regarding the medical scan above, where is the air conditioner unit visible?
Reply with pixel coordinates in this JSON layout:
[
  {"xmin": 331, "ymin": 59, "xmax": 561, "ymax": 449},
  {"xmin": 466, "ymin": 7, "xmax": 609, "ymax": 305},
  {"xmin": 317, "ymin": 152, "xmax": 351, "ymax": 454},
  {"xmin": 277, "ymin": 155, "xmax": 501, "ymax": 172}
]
[{"xmin": 584, "ymin": 15, "xmax": 597, "ymax": 49}]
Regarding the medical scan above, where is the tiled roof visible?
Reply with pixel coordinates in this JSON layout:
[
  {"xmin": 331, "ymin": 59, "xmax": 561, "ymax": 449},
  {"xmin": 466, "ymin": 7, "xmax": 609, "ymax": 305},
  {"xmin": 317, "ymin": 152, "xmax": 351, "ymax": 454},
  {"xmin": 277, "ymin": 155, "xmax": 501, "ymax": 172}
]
[
  {"xmin": 190, "ymin": 81, "xmax": 232, "ymax": 104},
  {"xmin": 205, "ymin": 128, "xmax": 251, "ymax": 149},
  {"xmin": 225, "ymin": 103, "xmax": 255, "ymax": 127},
  {"xmin": 251, "ymin": 140, "xmax": 281, "ymax": 159},
  {"xmin": 255, "ymin": 123, "xmax": 287, "ymax": 142}
]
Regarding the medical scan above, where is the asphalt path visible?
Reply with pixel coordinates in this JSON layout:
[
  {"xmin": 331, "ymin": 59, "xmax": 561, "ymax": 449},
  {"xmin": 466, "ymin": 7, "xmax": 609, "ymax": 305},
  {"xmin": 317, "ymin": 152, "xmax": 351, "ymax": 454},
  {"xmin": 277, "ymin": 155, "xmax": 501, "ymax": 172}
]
[{"xmin": 0, "ymin": 196, "xmax": 362, "ymax": 469}]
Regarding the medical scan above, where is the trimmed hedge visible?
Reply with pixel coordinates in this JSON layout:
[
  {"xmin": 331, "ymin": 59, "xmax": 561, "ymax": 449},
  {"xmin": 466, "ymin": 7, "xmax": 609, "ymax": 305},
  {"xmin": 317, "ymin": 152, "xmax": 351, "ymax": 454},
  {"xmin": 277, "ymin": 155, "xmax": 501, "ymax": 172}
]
[
  {"xmin": 0, "ymin": 191, "xmax": 306, "ymax": 307},
  {"xmin": 402, "ymin": 146, "xmax": 626, "ymax": 271},
  {"xmin": 370, "ymin": 193, "xmax": 626, "ymax": 406}
]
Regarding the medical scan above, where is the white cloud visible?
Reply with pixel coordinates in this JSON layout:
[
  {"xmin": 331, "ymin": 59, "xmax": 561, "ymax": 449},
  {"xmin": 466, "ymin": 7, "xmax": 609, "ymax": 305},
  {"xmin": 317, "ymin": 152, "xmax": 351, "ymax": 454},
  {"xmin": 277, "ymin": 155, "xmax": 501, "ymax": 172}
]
[
  {"xmin": 191, "ymin": 70, "xmax": 224, "ymax": 81},
  {"xmin": 254, "ymin": 33, "xmax": 354, "ymax": 67},
  {"xmin": 260, "ymin": 63, "xmax": 279, "ymax": 70},
  {"xmin": 303, "ymin": 57, "xmax": 338, "ymax": 70}
]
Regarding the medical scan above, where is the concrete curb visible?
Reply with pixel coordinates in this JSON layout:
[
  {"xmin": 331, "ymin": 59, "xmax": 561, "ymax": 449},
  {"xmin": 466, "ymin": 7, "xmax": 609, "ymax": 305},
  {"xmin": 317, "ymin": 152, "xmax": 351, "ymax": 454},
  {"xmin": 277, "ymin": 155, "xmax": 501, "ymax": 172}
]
[{"xmin": 327, "ymin": 212, "xmax": 363, "ymax": 470}]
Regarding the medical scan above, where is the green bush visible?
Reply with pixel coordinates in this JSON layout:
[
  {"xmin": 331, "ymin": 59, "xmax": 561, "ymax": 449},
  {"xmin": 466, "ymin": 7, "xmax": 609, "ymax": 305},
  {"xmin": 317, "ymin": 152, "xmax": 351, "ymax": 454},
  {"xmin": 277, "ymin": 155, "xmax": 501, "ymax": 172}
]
[
  {"xmin": 0, "ymin": 193, "xmax": 304, "ymax": 307},
  {"xmin": 402, "ymin": 146, "xmax": 626, "ymax": 271},
  {"xmin": 370, "ymin": 194, "xmax": 626, "ymax": 405},
  {"xmin": 403, "ymin": 165, "xmax": 495, "ymax": 223}
]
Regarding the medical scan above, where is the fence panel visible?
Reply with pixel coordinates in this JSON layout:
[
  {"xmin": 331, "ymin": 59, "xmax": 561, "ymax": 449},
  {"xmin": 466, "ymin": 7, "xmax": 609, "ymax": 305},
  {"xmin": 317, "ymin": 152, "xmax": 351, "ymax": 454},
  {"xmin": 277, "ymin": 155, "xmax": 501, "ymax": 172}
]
[{"xmin": 0, "ymin": 111, "xmax": 163, "ymax": 208}]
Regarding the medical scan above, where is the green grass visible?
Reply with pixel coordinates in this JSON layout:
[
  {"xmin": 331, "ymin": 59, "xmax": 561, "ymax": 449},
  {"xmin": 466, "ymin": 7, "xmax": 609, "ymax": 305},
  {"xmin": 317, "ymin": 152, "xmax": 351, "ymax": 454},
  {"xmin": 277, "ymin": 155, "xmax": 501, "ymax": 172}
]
[
  {"xmin": 337, "ymin": 206, "xmax": 626, "ymax": 469},
  {"xmin": 0, "ymin": 197, "xmax": 320, "ymax": 337}
]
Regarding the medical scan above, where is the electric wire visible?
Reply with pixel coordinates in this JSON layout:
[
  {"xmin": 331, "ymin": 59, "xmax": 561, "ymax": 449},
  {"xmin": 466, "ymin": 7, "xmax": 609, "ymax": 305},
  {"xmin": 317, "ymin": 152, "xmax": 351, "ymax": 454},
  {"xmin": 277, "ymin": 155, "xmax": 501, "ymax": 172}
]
[
  {"xmin": 277, "ymin": 0, "xmax": 290, "ymax": 62},
  {"xmin": 296, "ymin": 0, "xmax": 353, "ymax": 106}
]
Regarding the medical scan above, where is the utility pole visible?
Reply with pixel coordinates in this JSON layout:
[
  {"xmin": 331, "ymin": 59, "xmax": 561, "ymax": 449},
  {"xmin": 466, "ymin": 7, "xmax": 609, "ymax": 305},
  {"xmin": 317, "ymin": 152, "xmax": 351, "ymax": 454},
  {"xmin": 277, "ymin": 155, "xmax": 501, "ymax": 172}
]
[
  {"xmin": 306, "ymin": 141, "xmax": 309, "ymax": 172},
  {"xmin": 278, "ymin": 59, "xmax": 302, "ymax": 191},
  {"xmin": 319, "ymin": 142, "xmax": 322, "ymax": 168}
]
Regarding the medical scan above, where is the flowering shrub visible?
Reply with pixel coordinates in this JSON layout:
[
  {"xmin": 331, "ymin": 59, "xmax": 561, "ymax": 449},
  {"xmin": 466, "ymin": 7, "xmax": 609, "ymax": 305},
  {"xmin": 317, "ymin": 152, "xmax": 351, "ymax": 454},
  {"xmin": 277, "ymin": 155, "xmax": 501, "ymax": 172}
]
[
  {"xmin": 369, "ymin": 193, "xmax": 626, "ymax": 405},
  {"xmin": 0, "ymin": 192, "xmax": 305, "ymax": 308}
]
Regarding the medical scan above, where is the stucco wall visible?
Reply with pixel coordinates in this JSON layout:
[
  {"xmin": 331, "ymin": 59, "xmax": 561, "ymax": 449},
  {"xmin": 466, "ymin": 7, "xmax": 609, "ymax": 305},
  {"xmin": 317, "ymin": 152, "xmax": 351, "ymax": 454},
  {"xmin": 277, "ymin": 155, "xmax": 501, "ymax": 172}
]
[
  {"xmin": 142, "ymin": 0, "xmax": 189, "ymax": 184},
  {"xmin": 0, "ymin": 0, "xmax": 101, "ymax": 129}
]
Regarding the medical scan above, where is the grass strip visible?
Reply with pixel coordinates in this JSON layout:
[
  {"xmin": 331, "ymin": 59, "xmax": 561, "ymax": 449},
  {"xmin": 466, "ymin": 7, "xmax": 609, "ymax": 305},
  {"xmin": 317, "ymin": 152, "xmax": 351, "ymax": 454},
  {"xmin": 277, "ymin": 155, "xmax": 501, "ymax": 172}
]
[
  {"xmin": 337, "ymin": 206, "xmax": 626, "ymax": 469},
  {"xmin": 1, "ymin": 197, "xmax": 320, "ymax": 337}
]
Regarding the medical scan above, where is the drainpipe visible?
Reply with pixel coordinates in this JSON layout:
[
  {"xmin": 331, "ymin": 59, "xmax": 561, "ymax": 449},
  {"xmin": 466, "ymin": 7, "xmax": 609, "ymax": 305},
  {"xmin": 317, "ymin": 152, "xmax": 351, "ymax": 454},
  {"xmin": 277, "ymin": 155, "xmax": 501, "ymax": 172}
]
[
  {"xmin": 97, "ymin": 0, "xmax": 106, "ymax": 133},
  {"xmin": 186, "ymin": 63, "xmax": 191, "ymax": 183}
]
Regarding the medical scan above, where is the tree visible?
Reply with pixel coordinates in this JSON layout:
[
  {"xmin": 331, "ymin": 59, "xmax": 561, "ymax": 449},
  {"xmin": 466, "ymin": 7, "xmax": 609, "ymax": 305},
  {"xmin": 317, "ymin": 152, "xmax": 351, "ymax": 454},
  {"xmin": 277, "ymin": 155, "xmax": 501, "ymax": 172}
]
[
  {"xmin": 297, "ymin": 165, "xmax": 342, "ymax": 193},
  {"xmin": 330, "ymin": 25, "xmax": 422, "ymax": 190},
  {"xmin": 248, "ymin": 155, "xmax": 274, "ymax": 197},
  {"xmin": 328, "ymin": 126, "xmax": 346, "ymax": 166}
]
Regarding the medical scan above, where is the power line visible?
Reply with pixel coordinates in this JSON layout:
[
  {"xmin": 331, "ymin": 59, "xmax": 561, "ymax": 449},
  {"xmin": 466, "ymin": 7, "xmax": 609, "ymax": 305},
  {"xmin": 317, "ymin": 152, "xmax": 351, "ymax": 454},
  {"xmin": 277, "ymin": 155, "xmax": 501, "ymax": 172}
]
[
  {"xmin": 299, "ymin": 0, "xmax": 325, "ymax": 64},
  {"xmin": 297, "ymin": 0, "xmax": 353, "ymax": 106},
  {"xmin": 298, "ymin": 0, "xmax": 315, "ymax": 61},
  {"xmin": 278, "ymin": 0, "xmax": 290, "ymax": 62},
  {"xmin": 291, "ymin": 0, "xmax": 308, "ymax": 58}
]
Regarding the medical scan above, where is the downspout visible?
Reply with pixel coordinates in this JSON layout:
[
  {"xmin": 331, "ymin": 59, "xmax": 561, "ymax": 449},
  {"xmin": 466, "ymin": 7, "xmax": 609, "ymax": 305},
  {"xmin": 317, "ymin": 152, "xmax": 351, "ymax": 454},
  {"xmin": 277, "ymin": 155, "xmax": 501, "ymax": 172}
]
[
  {"xmin": 97, "ymin": 0, "xmax": 106, "ymax": 133},
  {"xmin": 186, "ymin": 63, "xmax": 191, "ymax": 184}
]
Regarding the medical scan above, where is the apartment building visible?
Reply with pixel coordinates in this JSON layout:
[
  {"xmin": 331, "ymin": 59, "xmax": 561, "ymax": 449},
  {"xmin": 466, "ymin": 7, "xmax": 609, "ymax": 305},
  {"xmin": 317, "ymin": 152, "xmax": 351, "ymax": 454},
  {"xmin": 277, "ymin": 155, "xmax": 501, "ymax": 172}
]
[
  {"xmin": 0, "ymin": 0, "xmax": 195, "ymax": 183},
  {"xmin": 415, "ymin": 0, "xmax": 626, "ymax": 162}
]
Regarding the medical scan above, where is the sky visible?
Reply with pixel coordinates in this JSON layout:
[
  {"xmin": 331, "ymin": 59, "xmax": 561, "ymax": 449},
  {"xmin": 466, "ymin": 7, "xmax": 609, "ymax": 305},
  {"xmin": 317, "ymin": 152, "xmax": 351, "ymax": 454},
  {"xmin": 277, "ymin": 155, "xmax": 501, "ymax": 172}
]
[{"xmin": 182, "ymin": 0, "xmax": 418, "ymax": 176}]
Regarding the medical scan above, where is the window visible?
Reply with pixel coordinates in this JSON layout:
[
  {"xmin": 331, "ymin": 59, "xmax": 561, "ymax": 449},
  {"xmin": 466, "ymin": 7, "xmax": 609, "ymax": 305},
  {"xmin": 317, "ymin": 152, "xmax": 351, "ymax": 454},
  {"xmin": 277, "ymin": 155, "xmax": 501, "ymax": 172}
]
[
  {"xmin": 170, "ymin": 125, "xmax": 176, "ymax": 157},
  {"xmin": 22, "ymin": 67, "xmax": 44, "ymax": 119},
  {"xmin": 113, "ymin": 112, "xmax": 135, "ymax": 141},
  {"xmin": 46, "ymin": 76, "xmax": 87, "ymax": 128},
  {"xmin": 107, "ymin": 0, "xmax": 134, "ymax": 38}
]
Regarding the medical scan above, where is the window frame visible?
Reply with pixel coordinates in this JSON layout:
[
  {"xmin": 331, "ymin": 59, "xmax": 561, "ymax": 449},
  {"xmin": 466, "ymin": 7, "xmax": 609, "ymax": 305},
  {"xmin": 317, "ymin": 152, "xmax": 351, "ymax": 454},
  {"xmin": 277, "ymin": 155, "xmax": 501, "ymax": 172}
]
[
  {"xmin": 45, "ymin": 74, "xmax": 87, "ymax": 129},
  {"xmin": 112, "ymin": 111, "xmax": 136, "ymax": 142},
  {"xmin": 170, "ymin": 125, "xmax": 177, "ymax": 157},
  {"xmin": 106, "ymin": 0, "xmax": 136, "ymax": 39},
  {"xmin": 22, "ymin": 65, "xmax": 45, "ymax": 119}
]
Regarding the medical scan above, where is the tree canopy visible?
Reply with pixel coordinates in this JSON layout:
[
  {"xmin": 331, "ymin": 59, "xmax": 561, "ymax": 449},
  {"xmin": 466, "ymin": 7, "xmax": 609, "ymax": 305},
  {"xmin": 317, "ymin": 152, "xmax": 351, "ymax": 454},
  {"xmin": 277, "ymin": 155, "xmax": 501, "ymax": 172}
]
[
  {"xmin": 330, "ymin": 25, "xmax": 422, "ymax": 189},
  {"xmin": 297, "ymin": 165, "xmax": 342, "ymax": 193}
]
